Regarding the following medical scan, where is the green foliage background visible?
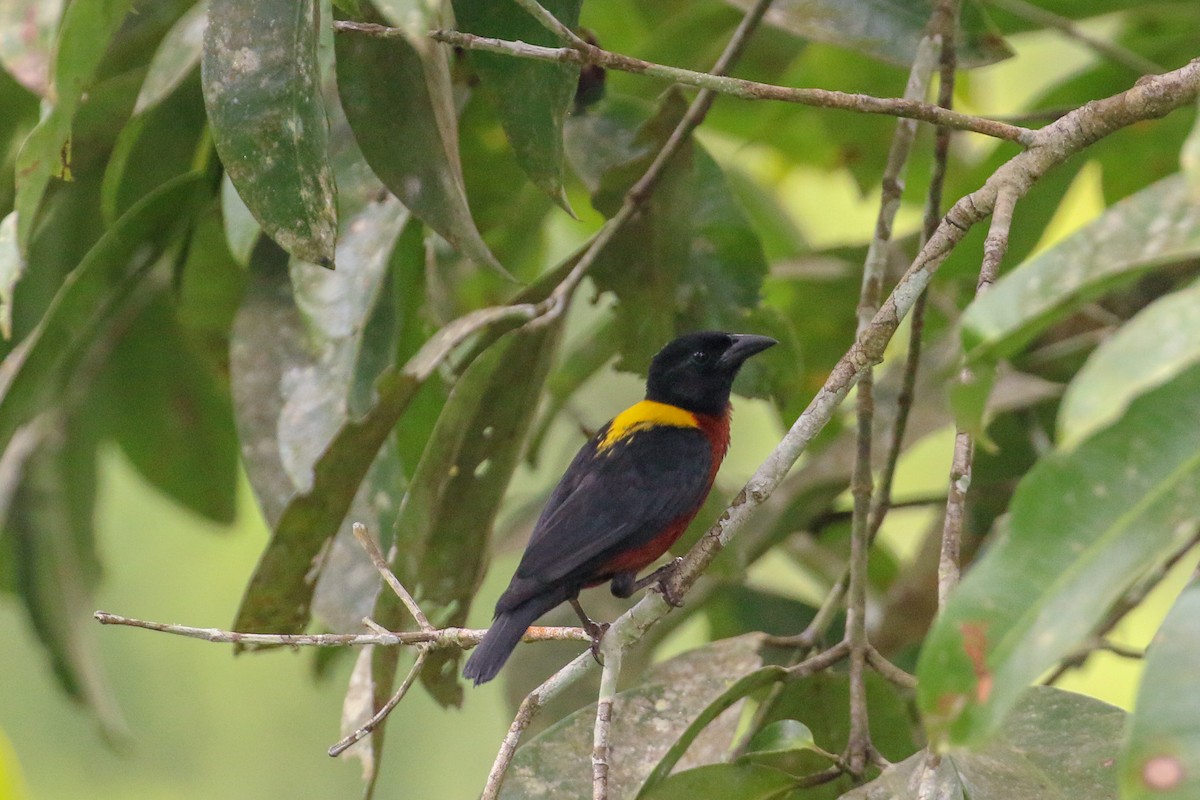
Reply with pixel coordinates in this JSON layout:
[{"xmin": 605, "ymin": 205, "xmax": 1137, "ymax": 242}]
[{"xmin": 0, "ymin": 0, "xmax": 1198, "ymax": 798}]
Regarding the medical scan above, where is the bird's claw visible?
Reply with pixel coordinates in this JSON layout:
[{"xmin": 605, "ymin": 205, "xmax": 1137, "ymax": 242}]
[
  {"xmin": 655, "ymin": 557, "xmax": 686, "ymax": 608},
  {"xmin": 585, "ymin": 620, "xmax": 610, "ymax": 664}
]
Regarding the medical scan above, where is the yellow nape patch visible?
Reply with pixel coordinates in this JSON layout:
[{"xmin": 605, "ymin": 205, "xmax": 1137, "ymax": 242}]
[{"xmin": 598, "ymin": 400, "xmax": 698, "ymax": 452}]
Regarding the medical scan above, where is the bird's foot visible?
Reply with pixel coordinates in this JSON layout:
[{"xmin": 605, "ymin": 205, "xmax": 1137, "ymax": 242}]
[
  {"xmin": 584, "ymin": 620, "xmax": 610, "ymax": 665},
  {"xmin": 570, "ymin": 597, "xmax": 610, "ymax": 664},
  {"xmin": 647, "ymin": 558, "xmax": 686, "ymax": 608}
]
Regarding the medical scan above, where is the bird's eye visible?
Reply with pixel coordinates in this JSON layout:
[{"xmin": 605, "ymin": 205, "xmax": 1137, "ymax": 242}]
[{"xmin": 690, "ymin": 350, "xmax": 710, "ymax": 365}]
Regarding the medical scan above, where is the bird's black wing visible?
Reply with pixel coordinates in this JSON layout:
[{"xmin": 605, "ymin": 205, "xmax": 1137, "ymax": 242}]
[{"xmin": 496, "ymin": 424, "xmax": 712, "ymax": 612}]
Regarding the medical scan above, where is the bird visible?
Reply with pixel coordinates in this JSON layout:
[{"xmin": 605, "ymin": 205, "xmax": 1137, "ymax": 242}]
[{"xmin": 463, "ymin": 330, "xmax": 777, "ymax": 685}]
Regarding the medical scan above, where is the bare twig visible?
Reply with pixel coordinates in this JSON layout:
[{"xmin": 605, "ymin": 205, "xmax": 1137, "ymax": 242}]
[
  {"xmin": 481, "ymin": 652, "xmax": 594, "ymax": 800},
  {"xmin": 329, "ymin": 646, "xmax": 430, "ymax": 757},
  {"xmin": 983, "ymin": 0, "xmax": 1164, "ymax": 76},
  {"xmin": 332, "ymin": 21, "xmax": 1035, "ymax": 144},
  {"xmin": 592, "ymin": 637, "xmax": 623, "ymax": 800},
  {"xmin": 512, "ymin": 0, "xmax": 589, "ymax": 49},
  {"xmin": 866, "ymin": 645, "xmax": 919, "ymax": 690},
  {"xmin": 938, "ymin": 186, "xmax": 1016, "ymax": 605},
  {"xmin": 843, "ymin": 23, "xmax": 941, "ymax": 776},
  {"xmin": 93, "ymin": 611, "xmax": 589, "ymax": 647},
  {"xmin": 352, "ymin": 523, "xmax": 432, "ymax": 631}
]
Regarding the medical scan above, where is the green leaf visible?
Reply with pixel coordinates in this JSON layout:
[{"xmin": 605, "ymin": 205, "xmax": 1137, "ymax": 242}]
[
  {"xmin": 917, "ymin": 363, "xmax": 1200, "ymax": 746},
  {"xmin": 962, "ymin": 174, "xmax": 1200, "ymax": 364},
  {"xmin": 638, "ymin": 665, "xmax": 789, "ymax": 798},
  {"xmin": 451, "ymin": 0, "xmax": 581, "ymax": 210},
  {"xmin": 133, "ymin": 0, "xmax": 206, "ymax": 115},
  {"xmin": 229, "ymin": 248, "xmax": 577, "ymax": 638},
  {"xmin": 0, "ymin": 0, "xmax": 62, "ymax": 95},
  {"xmin": 847, "ymin": 687, "xmax": 1125, "ymax": 800},
  {"xmin": 1059, "ymin": 282, "xmax": 1200, "ymax": 451},
  {"xmin": 230, "ymin": 198, "xmax": 409, "ymax": 634},
  {"xmin": 0, "ymin": 173, "xmax": 207, "ymax": 459},
  {"xmin": 202, "ymin": 0, "xmax": 337, "ymax": 266},
  {"xmin": 502, "ymin": 636, "xmax": 764, "ymax": 800},
  {"xmin": 641, "ymin": 763, "xmax": 798, "ymax": 800},
  {"xmin": 745, "ymin": 719, "xmax": 818, "ymax": 755},
  {"xmin": 334, "ymin": 6, "xmax": 509, "ymax": 278},
  {"xmin": 724, "ymin": 0, "xmax": 1011, "ymax": 68},
  {"xmin": 92, "ymin": 291, "xmax": 239, "ymax": 524},
  {"xmin": 1119, "ymin": 578, "xmax": 1200, "ymax": 800},
  {"xmin": 6, "ymin": 410, "xmax": 125, "ymax": 738},
  {"xmin": 101, "ymin": 65, "xmax": 207, "ymax": 223},
  {"xmin": 13, "ymin": 0, "xmax": 134, "ymax": 248},
  {"xmin": 386, "ymin": 324, "xmax": 560, "ymax": 705}
]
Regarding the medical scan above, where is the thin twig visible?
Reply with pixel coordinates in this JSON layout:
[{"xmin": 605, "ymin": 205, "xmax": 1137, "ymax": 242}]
[
  {"xmin": 592, "ymin": 638, "xmax": 623, "ymax": 800},
  {"xmin": 866, "ymin": 645, "xmax": 918, "ymax": 690},
  {"xmin": 329, "ymin": 645, "xmax": 430, "ymax": 757},
  {"xmin": 512, "ymin": 0, "xmax": 588, "ymax": 48},
  {"xmin": 938, "ymin": 186, "xmax": 1016, "ymax": 605},
  {"xmin": 843, "ymin": 26, "xmax": 939, "ymax": 778},
  {"xmin": 93, "ymin": 611, "xmax": 589, "ymax": 647},
  {"xmin": 481, "ymin": 652, "xmax": 593, "ymax": 800},
  {"xmin": 352, "ymin": 522, "xmax": 432, "ymax": 631},
  {"xmin": 322, "ymin": 21, "xmax": 1039, "ymax": 144},
  {"xmin": 983, "ymin": 0, "xmax": 1164, "ymax": 76}
]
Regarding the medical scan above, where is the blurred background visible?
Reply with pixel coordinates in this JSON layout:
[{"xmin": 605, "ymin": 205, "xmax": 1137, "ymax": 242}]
[{"xmin": 2, "ymin": 1, "xmax": 1198, "ymax": 798}]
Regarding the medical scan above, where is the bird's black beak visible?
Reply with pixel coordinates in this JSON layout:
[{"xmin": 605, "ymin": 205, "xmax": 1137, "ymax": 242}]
[{"xmin": 719, "ymin": 334, "xmax": 777, "ymax": 369}]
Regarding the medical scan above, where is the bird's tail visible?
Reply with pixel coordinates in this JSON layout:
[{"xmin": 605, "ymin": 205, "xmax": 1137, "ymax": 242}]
[{"xmin": 464, "ymin": 591, "xmax": 568, "ymax": 686}]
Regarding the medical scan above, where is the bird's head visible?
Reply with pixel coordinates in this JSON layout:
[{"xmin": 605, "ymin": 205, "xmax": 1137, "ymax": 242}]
[{"xmin": 645, "ymin": 331, "xmax": 777, "ymax": 416}]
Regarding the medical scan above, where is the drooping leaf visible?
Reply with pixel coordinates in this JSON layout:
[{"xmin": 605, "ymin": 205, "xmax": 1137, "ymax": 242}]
[
  {"xmin": 723, "ymin": 0, "xmax": 1011, "ymax": 68},
  {"xmin": 917, "ymin": 363, "xmax": 1200, "ymax": 746},
  {"xmin": 334, "ymin": 5, "xmax": 508, "ymax": 278},
  {"xmin": 5, "ymin": 409, "xmax": 125, "ymax": 737},
  {"xmin": 502, "ymin": 636, "xmax": 764, "ymax": 800},
  {"xmin": 231, "ymin": 198, "xmax": 408, "ymax": 635},
  {"xmin": 1119, "ymin": 578, "xmax": 1200, "ymax": 800},
  {"xmin": 91, "ymin": 291, "xmax": 239, "ymax": 524},
  {"xmin": 202, "ymin": 0, "xmax": 337, "ymax": 266},
  {"xmin": 451, "ymin": 0, "xmax": 581, "ymax": 210},
  {"xmin": 100, "ymin": 67, "xmax": 207, "ymax": 223},
  {"xmin": 13, "ymin": 0, "xmax": 134, "ymax": 248},
  {"xmin": 133, "ymin": 0, "xmax": 206, "ymax": 114},
  {"xmin": 0, "ymin": 173, "xmax": 207, "ymax": 459},
  {"xmin": 847, "ymin": 687, "xmax": 1125, "ymax": 800},
  {"xmin": 962, "ymin": 174, "xmax": 1200, "ymax": 364},
  {"xmin": 1058, "ymin": 281, "xmax": 1200, "ymax": 451}
]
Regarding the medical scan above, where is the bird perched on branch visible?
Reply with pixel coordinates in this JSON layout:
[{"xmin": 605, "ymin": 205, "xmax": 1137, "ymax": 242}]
[{"xmin": 463, "ymin": 331, "xmax": 777, "ymax": 685}]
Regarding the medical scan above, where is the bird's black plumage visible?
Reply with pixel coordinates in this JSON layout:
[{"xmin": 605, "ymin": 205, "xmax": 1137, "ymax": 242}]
[{"xmin": 463, "ymin": 331, "xmax": 776, "ymax": 685}]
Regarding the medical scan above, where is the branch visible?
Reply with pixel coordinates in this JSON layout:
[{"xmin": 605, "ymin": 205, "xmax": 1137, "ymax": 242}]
[
  {"xmin": 329, "ymin": 645, "xmax": 429, "ymax": 757},
  {"xmin": 512, "ymin": 0, "xmax": 588, "ymax": 49},
  {"xmin": 333, "ymin": 21, "xmax": 1034, "ymax": 144},
  {"xmin": 93, "ymin": 611, "xmax": 590, "ymax": 648},
  {"xmin": 843, "ymin": 24, "xmax": 940, "ymax": 777},
  {"xmin": 353, "ymin": 522, "xmax": 432, "ymax": 631},
  {"xmin": 592, "ymin": 636, "xmax": 623, "ymax": 800},
  {"xmin": 938, "ymin": 186, "xmax": 1016, "ymax": 605}
]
